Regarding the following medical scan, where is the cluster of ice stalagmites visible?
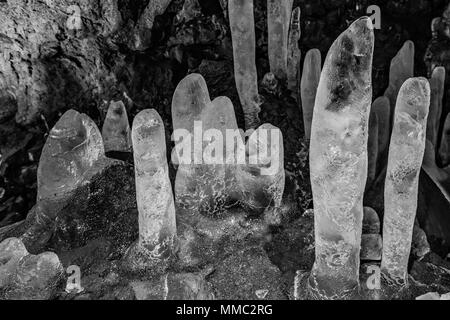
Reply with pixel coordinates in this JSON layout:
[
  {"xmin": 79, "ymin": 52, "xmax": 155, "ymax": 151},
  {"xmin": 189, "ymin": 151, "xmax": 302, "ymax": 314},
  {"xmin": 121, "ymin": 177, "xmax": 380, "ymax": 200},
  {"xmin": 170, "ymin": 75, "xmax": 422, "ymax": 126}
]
[
  {"xmin": 172, "ymin": 73, "xmax": 285, "ymax": 218},
  {"xmin": 381, "ymin": 78, "xmax": 430, "ymax": 286},
  {"xmin": 307, "ymin": 17, "xmax": 375, "ymax": 300}
]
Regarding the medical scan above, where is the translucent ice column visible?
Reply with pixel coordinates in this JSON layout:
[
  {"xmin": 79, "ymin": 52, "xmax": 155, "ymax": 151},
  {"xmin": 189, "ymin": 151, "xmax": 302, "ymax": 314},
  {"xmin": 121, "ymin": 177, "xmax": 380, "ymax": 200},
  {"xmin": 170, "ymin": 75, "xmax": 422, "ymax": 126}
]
[
  {"xmin": 287, "ymin": 7, "xmax": 301, "ymax": 92},
  {"xmin": 300, "ymin": 49, "xmax": 321, "ymax": 141},
  {"xmin": 102, "ymin": 101, "xmax": 132, "ymax": 153},
  {"xmin": 427, "ymin": 67, "xmax": 445, "ymax": 148},
  {"xmin": 228, "ymin": 0, "xmax": 261, "ymax": 129},
  {"xmin": 131, "ymin": 109, "xmax": 176, "ymax": 265},
  {"xmin": 439, "ymin": 114, "xmax": 450, "ymax": 167},
  {"xmin": 308, "ymin": 17, "xmax": 374, "ymax": 300},
  {"xmin": 384, "ymin": 41, "xmax": 415, "ymax": 122},
  {"xmin": 381, "ymin": 78, "xmax": 430, "ymax": 286},
  {"xmin": 371, "ymin": 96, "xmax": 391, "ymax": 157},
  {"xmin": 267, "ymin": 0, "xmax": 293, "ymax": 80}
]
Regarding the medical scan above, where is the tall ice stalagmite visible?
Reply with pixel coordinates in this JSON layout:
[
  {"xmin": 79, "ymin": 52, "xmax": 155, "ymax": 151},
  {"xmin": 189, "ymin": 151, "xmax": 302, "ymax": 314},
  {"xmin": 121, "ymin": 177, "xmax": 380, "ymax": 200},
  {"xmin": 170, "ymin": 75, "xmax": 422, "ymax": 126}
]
[
  {"xmin": 102, "ymin": 101, "xmax": 132, "ymax": 153},
  {"xmin": 287, "ymin": 7, "xmax": 301, "ymax": 92},
  {"xmin": 308, "ymin": 17, "xmax": 374, "ymax": 299},
  {"xmin": 228, "ymin": 0, "xmax": 261, "ymax": 129},
  {"xmin": 381, "ymin": 78, "xmax": 430, "ymax": 286},
  {"xmin": 300, "ymin": 49, "xmax": 322, "ymax": 140},
  {"xmin": 130, "ymin": 109, "xmax": 176, "ymax": 269}
]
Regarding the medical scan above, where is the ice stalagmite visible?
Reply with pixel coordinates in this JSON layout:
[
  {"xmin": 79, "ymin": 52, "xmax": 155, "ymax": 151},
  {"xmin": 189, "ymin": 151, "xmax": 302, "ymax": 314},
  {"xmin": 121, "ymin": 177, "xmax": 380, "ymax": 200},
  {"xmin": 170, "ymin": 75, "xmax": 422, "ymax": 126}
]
[
  {"xmin": 300, "ymin": 49, "xmax": 321, "ymax": 140},
  {"xmin": 126, "ymin": 109, "xmax": 176, "ymax": 272},
  {"xmin": 267, "ymin": 0, "xmax": 293, "ymax": 80},
  {"xmin": 371, "ymin": 96, "xmax": 391, "ymax": 158},
  {"xmin": 439, "ymin": 114, "xmax": 450, "ymax": 167},
  {"xmin": 381, "ymin": 78, "xmax": 430, "ymax": 286},
  {"xmin": 287, "ymin": 7, "xmax": 301, "ymax": 92},
  {"xmin": 228, "ymin": 0, "xmax": 261, "ymax": 130},
  {"xmin": 427, "ymin": 67, "xmax": 445, "ymax": 148},
  {"xmin": 172, "ymin": 73, "xmax": 240, "ymax": 215},
  {"xmin": 308, "ymin": 17, "xmax": 374, "ymax": 300},
  {"xmin": 384, "ymin": 41, "xmax": 415, "ymax": 123},
  {"xmin": 38, "ymin": 109, "xmax": 104, "ymax": 203},
  {"xmin": 367, "ymin": 112, "xmax": 379, "ymax": 189},
  {"xmin": 102, "ymin": 101, "xmax": 132, "ymax": 153},
  {"xmin": 238, "ymin": 124, "xmax": 285, "ymax": 214}
]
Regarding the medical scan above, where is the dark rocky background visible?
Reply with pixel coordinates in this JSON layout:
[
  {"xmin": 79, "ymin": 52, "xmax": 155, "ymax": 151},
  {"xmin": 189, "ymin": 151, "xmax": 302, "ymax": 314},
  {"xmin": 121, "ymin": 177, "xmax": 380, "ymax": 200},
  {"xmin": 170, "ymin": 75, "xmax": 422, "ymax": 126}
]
[{"xmin": 0, "ymin": 0, "xmax": 449, "ymax": 229}]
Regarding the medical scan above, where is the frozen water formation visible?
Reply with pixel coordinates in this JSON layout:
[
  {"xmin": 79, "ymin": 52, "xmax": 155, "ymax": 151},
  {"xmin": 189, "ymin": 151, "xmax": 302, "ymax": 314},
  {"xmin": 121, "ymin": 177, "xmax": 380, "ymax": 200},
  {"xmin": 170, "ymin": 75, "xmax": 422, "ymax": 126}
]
[
  {"xmin": 102, "ymin": 101, "xmax": 132, "ymax": 153},
  {"xmin": 228, "ymin": 0, "xmax": 261, "ymax": 129},
  {"xmin": 124, "ymin": 109, "xmax": 176, "ymax": 273},
  {"xmin": 37, "ymin": 109, "xmax": 105, "ymax": 204},
  {"xmin": 308, "ymin": 17, "xmax": 374, "ymax": 299},
  {"xmin": 267, "ymin": 0, "xmax": 293, "ymax": 80},
  {"xmin": 172, "ymin": 73, "xmax": 285, "ymax": 217},
  {"xmin": 384, "ymin": 40, "xmax": 415, "ymax": 125},
  {"xmin": 381, "ymin": 78, "xmax": 430, "ymax": 287},
  {"xmin": 287, "ymin": 7, "xmax": 301, "ymax": 92},
  {"xmin": 172, "ymin": 73, "xmax": 239, "ymax": 216},
  {"xmin": 300, "ymin": 49, "xmax": 322, "ymax": 140}
]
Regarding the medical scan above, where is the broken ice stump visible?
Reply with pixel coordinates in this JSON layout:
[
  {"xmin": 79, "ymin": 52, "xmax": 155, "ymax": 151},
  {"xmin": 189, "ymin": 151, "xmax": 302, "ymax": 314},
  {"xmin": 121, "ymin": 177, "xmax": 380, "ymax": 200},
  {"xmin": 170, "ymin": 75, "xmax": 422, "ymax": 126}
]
[
  {"xmin": 123, "ymin": 109, "xmax": 176, "ymax": 274},
  {"xmin": 287, "ymin": 6, "xmax": 301, "ymax": 92},
  {"xmin": 300, "ymin": 49, "xmax": 321, "ymax": 141},
  {"xmin": 228, "ymin": 0, "xmax": 261, "ymax": 129},
  {"xmin": 102, "ymin": 101, "xmax": 132, "ymax": 154},
  {"xmin": 308, "ymin": 17, "xmax": 374, "ymax": 300},
  {"xmin": 384, "ymin": 40, "xmax": 415, "ymax": 125},
  {"xmin": 381, "ymin": 78, "xmax": 430, "ymax": 287}
]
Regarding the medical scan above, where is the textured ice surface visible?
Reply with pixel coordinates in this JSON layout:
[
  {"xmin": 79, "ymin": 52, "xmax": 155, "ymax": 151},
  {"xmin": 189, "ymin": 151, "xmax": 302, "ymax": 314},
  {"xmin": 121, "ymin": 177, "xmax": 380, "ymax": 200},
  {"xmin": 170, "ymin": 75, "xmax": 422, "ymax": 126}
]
[
  {"xmin": 37, "ymin": 109, "xmax": 104, "ymax": 202},
  {"xmin": 308, "ymin": 17, "xmax": 374, "ymax": 300},
  {"xmin": 381, "ymin": 77, "xmax": 430, "ymax": 286},
  {"xmin": 132, "ymin": 109, "xmax": 176, "ymax": 253},
  {"xmin": 300, "ymin": 49, "xmax": 321, "ymax": 140},
  {"xmin": 102, "ymin": 101, "xmax": 131, "ymax": 153},
  {"xmin": 427, "ymin": 67, "xmax": 445, "ymax": 148},
  {"xmin": 228, "ymin": 0, "xmax": 261, "ymax": 129},
  {"xmin": 287, "ymin": 7, "xmax": 301, "ymax": 92},
  {"xmin": 371, "ymin": 96, "xmax": 391, "ymax": 158},
  {"xmin": 267, "ymin": 0, "xmax": 293, "ymax": 80},
  {"xmin": 384, "ymin": 40, "xmax": 415, "ymax": 122},
  {"xmin": 439, "ymin": 113, "xmax": 450, "ymax": 167}
]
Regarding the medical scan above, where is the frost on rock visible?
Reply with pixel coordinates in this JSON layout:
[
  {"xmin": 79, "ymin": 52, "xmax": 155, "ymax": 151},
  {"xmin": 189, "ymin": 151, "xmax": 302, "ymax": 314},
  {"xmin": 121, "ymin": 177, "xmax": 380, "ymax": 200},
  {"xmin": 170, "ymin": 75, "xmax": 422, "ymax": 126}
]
[
  {"xmin": 124, "ymin": 109, "xmax": 176, "ymax": 273},
  {"xmin": 308, "ymin": 17, "xmax": 374, "ymax": 300},
  {"xmin": 384, "ymin": 40, "xmax": 415, "ymax": 123},
  {"xmin": 381, "ymin": 77, "xmax": 430, "ymax": 287},
  {"xmin": 300, "ymin": 49, "xmax": 322, "ymax": 141},
  {"xmin": 287, "ymin": 7, "xmax": 301, "ymax": 93},
  {"xmin": 228, "ymin": 0, "xmax": 261, "ymax": 129},
  {"xmin": 102, "ymin": 101, "xmax": 132, "ymax": 153},
  {"xmin": 267, "ymin": 0, "xmax": 293, "ymax": 80}
]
